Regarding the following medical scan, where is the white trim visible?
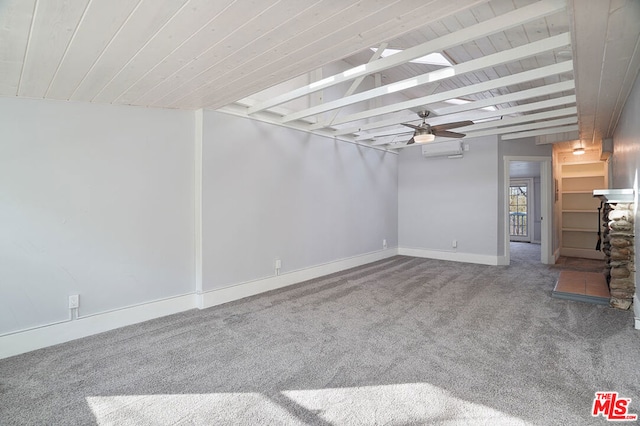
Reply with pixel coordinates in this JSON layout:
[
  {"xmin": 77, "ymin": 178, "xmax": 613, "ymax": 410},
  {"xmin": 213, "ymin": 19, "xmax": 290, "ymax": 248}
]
[
  {"xmin": 198, "ymin": 248, "xmax": 398, "ymax": 309},
  {"xmin": 634, "ymin": 293, "xmax": 640, "ymax": 330},
  {"xmin": 398, "ymin": 247, "xmax": 501, "ymax": 266},
  {"xmin": 558, "ymin": 247, "xmax": 606, "ymax": 260},
  {"xmin": 194, "ymin": 109, "xmax": 204, "ymax": 305},
  {"xmin": 0, "ymin": 294, "xmax": 197, "ymax": 360}
]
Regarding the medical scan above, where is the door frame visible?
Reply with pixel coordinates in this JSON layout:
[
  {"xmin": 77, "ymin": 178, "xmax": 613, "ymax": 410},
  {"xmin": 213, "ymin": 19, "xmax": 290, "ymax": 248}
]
[{"xmin": 503, "ymin": 156, "xmax": 553, "ymax": 265}]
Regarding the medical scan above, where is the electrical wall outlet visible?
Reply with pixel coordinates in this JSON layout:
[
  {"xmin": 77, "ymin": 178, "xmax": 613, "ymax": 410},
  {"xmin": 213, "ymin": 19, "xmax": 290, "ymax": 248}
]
[
  {"xmin": 275, "ymin": 259, "xmax": 281, "ymax": 275},
  {"xmin": 383, "ymin": 239, "xmax": 387, "ymax": 249},
  {"xmin": 68, "ymin": 294, "xmax": 79, "ymax": 309},
  {"xmin": 452, "ymin": 240, "xmax": 457, "ymax": 248}
]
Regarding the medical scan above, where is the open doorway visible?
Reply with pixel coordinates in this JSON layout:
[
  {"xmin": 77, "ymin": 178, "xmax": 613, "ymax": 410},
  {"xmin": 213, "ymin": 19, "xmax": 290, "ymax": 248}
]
[
  {"xmin": 509, "ymin": 178, "xmax": 534, "ymax": 243},
  {"xmin": 503, "ymin": 156, "xmax": 553, "ymax": 265}
]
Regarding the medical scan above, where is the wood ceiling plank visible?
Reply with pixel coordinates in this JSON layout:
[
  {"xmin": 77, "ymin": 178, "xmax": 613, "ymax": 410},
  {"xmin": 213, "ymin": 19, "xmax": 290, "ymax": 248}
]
[
  {"xmin": 45, "ymin": 0, "xmax": 142, "ymax": 100},
  {"xmin": 0, "ymin": 0, "xmax": 36, "ymax": 96},
  {"xmin": 18, "ymin": 0, "xmax": 91, "ymax": 98},
  {"xmin": 568, "ymin": 0, "xmax": 610, "ymax": 143},
  {"xmin": 134, "ymin": 0, "xmax": 346, "ymax": 107},
  {"xmin": 70, "ymin": 0, "xmax": 190, "ymax": 102},
  {"xmin": 91, "ymin": 0, "xmax": 240, "ymax": 104},
  {"xmin": 168, "ymin": 0, "xmax": 454, "ymax": 109},
  {"xmin": 120, "ymin": 0, "xmax": 331, "ymax": 106},
  {"xmin": 597, "ymin": 0, "xmax": 640, "ymax": 137},
  {"xmin": 235, "ymin": 0, "xmax": 566, "ymax": 115},
  {"xmin": 544, "ymin": 10, "xmax": 571, "ymax": 36},
  {"xmin": 489, "ymin": 0, "xmax": 518, "ymax": 16},
  {"xmin": 445, "ymin": 45, "xmax": 473, "ymax": 64},
  {"xmin": 596, "ymin": 37, "xmax": 640, "ymax": 136},
  {"xmin": 469, "ymin": 0, "xmax": 497, "ymax": 22},
  {"xmin": 153, "ymin": 0, "xmax": 413, "ymax": 107}
]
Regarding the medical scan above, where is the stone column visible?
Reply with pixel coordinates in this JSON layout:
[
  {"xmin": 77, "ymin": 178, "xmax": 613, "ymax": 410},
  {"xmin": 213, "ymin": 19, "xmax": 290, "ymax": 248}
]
[{"xmin": 607, "ymin": 202, "xmax": 635, "ymax": 310}]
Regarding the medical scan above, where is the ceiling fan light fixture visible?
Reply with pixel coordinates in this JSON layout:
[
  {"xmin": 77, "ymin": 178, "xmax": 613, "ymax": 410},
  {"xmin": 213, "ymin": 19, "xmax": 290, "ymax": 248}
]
[
  {"xmin": 413, "ymin": 133, "xmax": 435, "ymax": 144},
  {"xmin": 573, "ymin": 147, "xmax": 585, "ymax": 155}
]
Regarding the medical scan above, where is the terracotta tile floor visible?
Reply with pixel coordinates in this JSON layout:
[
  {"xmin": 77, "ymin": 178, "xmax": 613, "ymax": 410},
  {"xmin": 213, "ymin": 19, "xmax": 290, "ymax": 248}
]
[{"xmin": 552, "ymin": 270, "xmax": 610, "ymax": 305}]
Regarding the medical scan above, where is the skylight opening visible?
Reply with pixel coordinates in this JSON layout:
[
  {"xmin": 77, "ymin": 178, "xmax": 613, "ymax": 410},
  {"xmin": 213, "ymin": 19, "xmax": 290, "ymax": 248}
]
[
  {"xmin": 370, "ymin": 48, "xmax": 452, "ymax": 66},
  {"xmin": 444, "ymin": 98, "xmax": 497, "ymax": 112}
]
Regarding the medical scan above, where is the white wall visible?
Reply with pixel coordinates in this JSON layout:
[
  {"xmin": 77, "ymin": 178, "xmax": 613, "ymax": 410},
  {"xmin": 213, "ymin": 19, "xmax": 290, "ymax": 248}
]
[
  {"xmin": 613, "ymin": 74, "xmax": 640, "ymax": 190},
  {"xmin": 202, "ymin": 111, "xmax": 398, "ymax": 290},
  {"xmin": 398, "ymin": 136, "xmax": 499, "ymax": 262},
  {"xmin": 0, "ymin": 98, "xmax": 195, "ymax": 335}
]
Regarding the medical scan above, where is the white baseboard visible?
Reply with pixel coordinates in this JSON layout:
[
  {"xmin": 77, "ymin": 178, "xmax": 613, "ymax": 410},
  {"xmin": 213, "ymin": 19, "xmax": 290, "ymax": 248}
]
[
  {"xmin": 634, "ymin": 294, "xmax": 640, "ymax": 330},
  {"xmin": 198, "ymin": 248, "xmax": 398, "ymax": 309},
  {"xmin": 559, "ymin": 247, "xmax": 605, "ymax": 260},
  {"xmin": 496, "ymin": 255, "xmax": 509, "ymax": 266},
  {"xmin": 0, "ymin": 294, "xmax": 197, "ymax": 360},
  {"xmin": 0, "ymin": 249, "xmax": 400, "ymax": 359},
  {"xmin": 398, "ymin": 247, "xmax": 501, "ymax": 266},
  {"xmin": 553, "ymin": 248, "xmax": 560, "ymax": 262}
]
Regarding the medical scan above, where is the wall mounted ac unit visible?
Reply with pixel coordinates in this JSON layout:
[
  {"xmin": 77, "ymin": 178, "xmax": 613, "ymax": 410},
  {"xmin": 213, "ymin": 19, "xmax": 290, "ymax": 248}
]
[{"xmin": 421, "ymin": 140, "xmax": 464, "ymax": 158}]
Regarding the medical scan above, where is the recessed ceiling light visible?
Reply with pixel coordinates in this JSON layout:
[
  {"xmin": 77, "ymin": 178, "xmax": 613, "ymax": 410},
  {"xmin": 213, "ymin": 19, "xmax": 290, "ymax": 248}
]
[{"xmin": 370, "ymin": 48, "xmax": 452, "ymax": 66}]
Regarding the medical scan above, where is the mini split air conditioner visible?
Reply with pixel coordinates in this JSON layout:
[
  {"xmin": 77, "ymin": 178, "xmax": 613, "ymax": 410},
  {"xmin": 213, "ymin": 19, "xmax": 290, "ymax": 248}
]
[{"xmin": 421, "ymin": 140, "xmax": 464, "ymax": 158}]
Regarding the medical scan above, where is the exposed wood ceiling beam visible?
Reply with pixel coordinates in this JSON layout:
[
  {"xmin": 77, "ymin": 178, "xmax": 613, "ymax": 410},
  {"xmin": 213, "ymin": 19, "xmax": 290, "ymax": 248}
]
[
  {"xmin": 247, "ymin": 0, "xmax": 568, "ymax": 115},
  {"xmin": 312, "ymin": 61, "xmax": 574, "ymax": 129},
  {"xmin": 462, "ymin": 116, "xmax": 578, "ymax": 138},
  {"xmin": 431, "ymin": 81, "xmax": 575, "ymax": 116},
  {"xmin": 356, "ymin": 102, "xmax": 577, "ymax": 141},
  {"xmin": 383, "ymin": 117, "xmax": 578, "ymax": 147},
  {"xmin": 501, "ymin": 124, "xmax": 580, "ymax": 140},
  {"xmin": 455, "ymin": 107, "xmax": 577, "ymax": 132},
  {"xmin": 282, "ymin": 32, "xmax": 571, "ymax": 124},
  {"xmin": 323, "ymin": 42, "xmax": 388, "ymax": 125},
  {"xmin": 334, "ymin": 83, "xmax": 576, "ymax": 136}
]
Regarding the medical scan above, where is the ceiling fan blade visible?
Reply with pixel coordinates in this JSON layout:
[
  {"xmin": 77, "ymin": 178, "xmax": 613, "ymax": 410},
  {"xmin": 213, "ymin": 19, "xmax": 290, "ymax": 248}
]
[
  {"xmin": 401, "ymin": 123, "xmax": 423, "ymax": 131},
  {"xmin": 432, "ymin": 130, "xmax": 466, "ymax": 138},
  {"xmin": 406, "ymin": 137, "xmax": 416, "ymax": 145},
  {"xmin": 431, "ymin": 120, "xmax": 474, "ymax": 131}
]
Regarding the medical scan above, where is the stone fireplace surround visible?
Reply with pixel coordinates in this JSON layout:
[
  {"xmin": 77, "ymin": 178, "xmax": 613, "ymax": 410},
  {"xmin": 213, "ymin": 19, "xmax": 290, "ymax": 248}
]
[{"xmin": 593, "ymin": 189, "xmax": 639, "ymax": 328}]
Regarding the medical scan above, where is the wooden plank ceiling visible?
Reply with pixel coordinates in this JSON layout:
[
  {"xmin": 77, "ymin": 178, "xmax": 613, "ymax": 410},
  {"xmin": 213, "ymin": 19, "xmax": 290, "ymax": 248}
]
[{"xmin": 1, "ymin": 0, "xmax": 638, "ymax": 149}]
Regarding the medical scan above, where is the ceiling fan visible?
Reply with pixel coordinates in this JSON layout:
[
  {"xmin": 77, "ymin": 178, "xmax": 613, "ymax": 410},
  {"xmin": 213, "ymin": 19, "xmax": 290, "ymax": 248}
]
[{"xmin": 400, "ymin": 111, "xmax": 473, "ymax": 145}]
